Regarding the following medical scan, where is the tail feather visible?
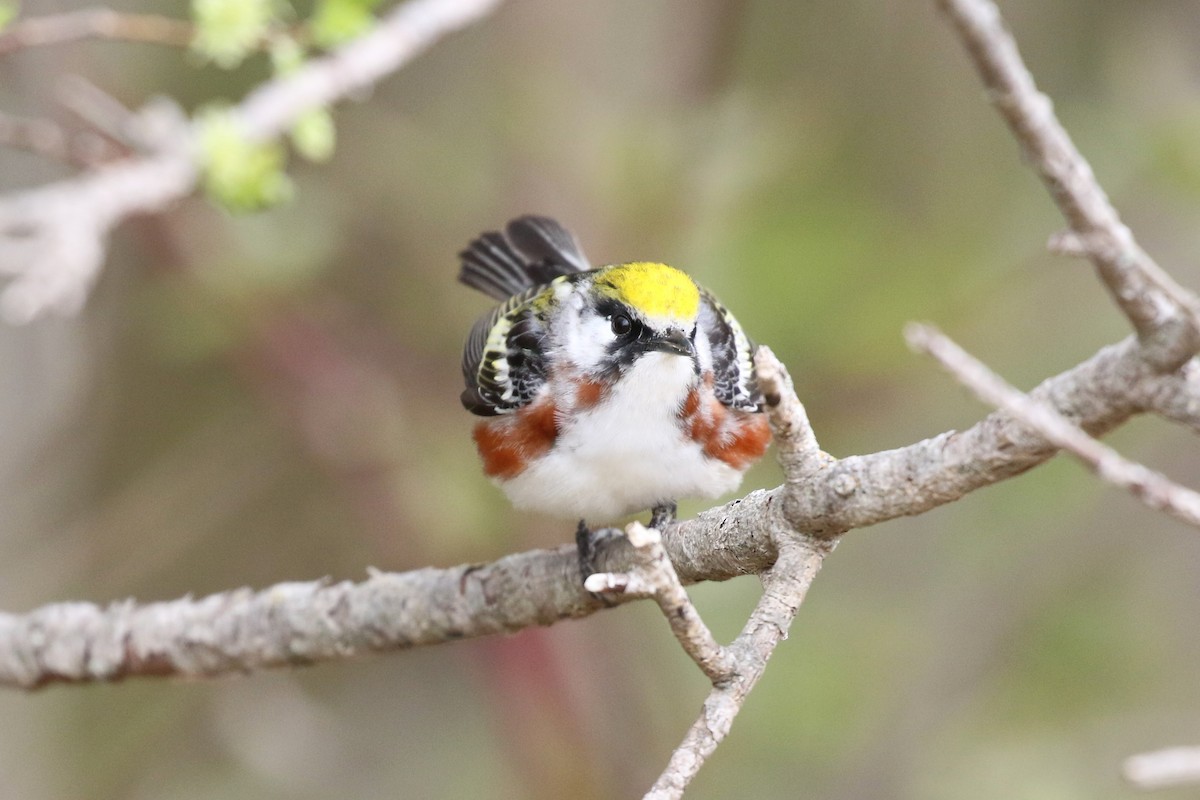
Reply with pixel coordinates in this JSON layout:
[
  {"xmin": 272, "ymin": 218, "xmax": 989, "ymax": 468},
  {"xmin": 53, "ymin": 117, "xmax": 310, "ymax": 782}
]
[
  {"xmin": 457, "ymin": 215, "xmax": 591, "ymax": 301},
  {"xmin": 458, "ymin": 231, "xmax": 534, "ymax": 301},
  {"xmin": 506, "ymin": 215, "xmax": 590, "ymax": 275}
]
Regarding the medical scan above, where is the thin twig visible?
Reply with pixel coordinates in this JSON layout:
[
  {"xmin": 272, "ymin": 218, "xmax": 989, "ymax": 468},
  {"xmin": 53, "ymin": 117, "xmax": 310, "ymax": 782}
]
[
  {"xmin": 0, "ymin": 125, "xmax": 195, "ymax": 323},
  {"xmin": 55, "ymin": 76, "xmax": 152, "ymax": 152},
  {"xmin": 1124, "ymin": 745, "xmax": 1200, "ymax": 790},
  {"xmin": 0, "ymin": 9, "xmax": 194, "ymax": 55},
  {"xmin": 233, "ymin": 0, "xmax": 502, "ymax": 144},
  {"xmin": 0, "ymin": 0, "xmax": 504, "ymax": 323},
  {"xmin": 585, "ymin": 522, "xmax": 737, "ymax": 684},
  {"xmin": 0, "ymin": 110, "xmax": 122, "ymax": 167},
  {"xmin": 936, "ymin": 0, "xmax": 1200, "ymax": 369},
  {"xmin": 643, "ymin": 347, "xmax": 833, "ymax": 798},
  {"xmin": 753, "ymin": 345, "xmax": 826, "ymax": 482},
  {"xmin": 646, "ymin": 538, "xmax": 830, "ymax": 799},
  {"xmin": 906, "ymin": 322, "xmax": 1200, "ymax": 528}
]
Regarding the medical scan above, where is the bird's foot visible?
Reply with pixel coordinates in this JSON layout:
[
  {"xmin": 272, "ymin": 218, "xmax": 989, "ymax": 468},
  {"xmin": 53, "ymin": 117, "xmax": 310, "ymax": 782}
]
[
  {"xmin": 649, "ymin": 501, "xmax": 677, "ymax": 531},
  {"xmin": 576, "ymin": 519, "xmax": 620, "ymax": 605}
]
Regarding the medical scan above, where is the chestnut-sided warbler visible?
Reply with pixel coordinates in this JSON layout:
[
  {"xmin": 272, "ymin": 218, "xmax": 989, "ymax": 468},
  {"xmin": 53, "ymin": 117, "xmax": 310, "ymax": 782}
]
[{"xmin": 458, "ymin": 216, "xmax": 770, "ymax": 575}]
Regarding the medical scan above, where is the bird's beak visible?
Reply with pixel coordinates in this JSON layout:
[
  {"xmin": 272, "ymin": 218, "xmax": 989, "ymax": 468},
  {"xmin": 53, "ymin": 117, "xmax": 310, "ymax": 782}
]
[{"xmin": 647, "ymin": 328, "xmax": 694, "ymax": 358}]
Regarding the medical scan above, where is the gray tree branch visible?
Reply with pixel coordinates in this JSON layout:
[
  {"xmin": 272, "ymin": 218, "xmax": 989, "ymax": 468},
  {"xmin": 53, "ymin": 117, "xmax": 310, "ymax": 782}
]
[
  {"xmin": 0, "ymin": 0, "xmax": 503, "ymax": 323},
  {"xmin": 907, "ymin": 322, "xmax": 1200, "ymax": 528},
  {"xmin": 786, "ymin": 336, "xmax": 1153, "ymax": 538},
  {"xmin": 646, "ymin": 537, "xmax": 831, "ymax": 800},
  {"xmin": 0, "ymin": 539, "xmax": 630, "ymax": 690},
  {"xmin": 1136, "ymin": 361, "xmax": 1200, "ymax": 433},
  {"xmin": 0, "ymin": 8, "xmax": 194, "ymax": 55},
  {"xmin": 585, "ymin": 520, "xmax": 739, "ymax": 686},
  {"xmin": 0, "ymin": 109, "xmax": 123, "ymax": 167},
  {"xmin": 935, "ymin": 0, "xmax": 1200, "ymax": 370},
  {"xmin": 1, "ymin": 331, "xmax": 1193, "ymax": 692},
  {"xmin": 1124, "ymin": 746, "xmax": 1200, "ymax": 790},
  {"xmin": 645, "ymin": 346, "xmax": 832, "ymax": 799}
]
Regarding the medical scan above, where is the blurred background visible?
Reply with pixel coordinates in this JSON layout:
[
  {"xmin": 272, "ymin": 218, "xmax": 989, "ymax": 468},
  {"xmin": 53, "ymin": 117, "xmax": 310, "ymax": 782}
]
[{"xmin": 2, "ymin": 0, "xmax": 1200, "ymax": 797}]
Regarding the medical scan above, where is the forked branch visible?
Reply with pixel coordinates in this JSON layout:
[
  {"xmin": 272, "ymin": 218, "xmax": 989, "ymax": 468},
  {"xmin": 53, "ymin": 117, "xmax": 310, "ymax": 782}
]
[
  {"xmin": 646, "ymin": 538, "xmax": 829, "ymax": 800},
  {"xmin": 585, "ymin": 521, "xmax": 737, "ymax": 685},
  {"xmin": 936, "ymin": 0, "xmax": 1200, "ymax": 368},
  {"xmin": 0, "ymin": 0, "xmax": 504, "ymax": 322},
  {"xmin": 907, "ymin": 323, "xmax": 1200, "ymax": 529},
  {"xmin": 647, "ymin": 348, "xmax": 832, "ymax": 799}
]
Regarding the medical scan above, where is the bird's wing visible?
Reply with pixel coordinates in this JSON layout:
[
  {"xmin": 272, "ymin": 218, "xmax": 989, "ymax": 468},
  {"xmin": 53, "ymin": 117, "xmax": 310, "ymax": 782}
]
[
  {"xmin": 458, "ymin": 215, "xmax": 591, "ymax": 301},
  {"xmin": 698, "ymin": 287, "xmax": 762, "ymax": 411},
  {"xmin": 460, "ymin": 286, "xmax": 552, "ymax": 416}
]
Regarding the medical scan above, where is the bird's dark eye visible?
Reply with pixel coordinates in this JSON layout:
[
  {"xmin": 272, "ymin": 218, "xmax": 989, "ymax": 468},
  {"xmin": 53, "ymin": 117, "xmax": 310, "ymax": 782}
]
[{"xmin": 610, "ymin": 313, "xmax": 633, "ymax": 337}]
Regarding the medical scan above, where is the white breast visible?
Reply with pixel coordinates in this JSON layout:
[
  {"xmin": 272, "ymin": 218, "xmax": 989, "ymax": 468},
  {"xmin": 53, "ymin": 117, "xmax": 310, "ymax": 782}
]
[{"xmin": 496, "ymin": 352, "xmax": 745, "ymax": 521}]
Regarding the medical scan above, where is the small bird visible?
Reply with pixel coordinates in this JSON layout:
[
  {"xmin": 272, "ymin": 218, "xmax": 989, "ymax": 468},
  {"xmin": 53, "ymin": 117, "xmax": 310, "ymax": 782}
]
[{"xmin": 457, "ymin": 215, "xmax": 771, "ymax": 578}]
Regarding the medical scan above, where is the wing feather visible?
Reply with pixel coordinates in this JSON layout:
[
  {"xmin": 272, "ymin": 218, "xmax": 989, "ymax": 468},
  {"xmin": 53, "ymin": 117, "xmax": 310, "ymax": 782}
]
[
  {"xmin": 698, "ymin": 288, "xmax": 762, "ymax": 411},
  {"xmin": 460, "ymin": 286, "xmax": 553, "ymax": 416}
]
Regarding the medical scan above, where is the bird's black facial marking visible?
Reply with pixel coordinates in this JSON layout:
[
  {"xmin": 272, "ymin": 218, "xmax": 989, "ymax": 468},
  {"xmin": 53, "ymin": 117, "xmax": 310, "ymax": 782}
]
[
  {"xmin": 597, "ymin": 299, "xmax": 644, "ymax": 344},
  {"xmin": 596, "ymin": 299, "xmax": 647, "ymax": 374},
  {"xmin": 594, "ymin": 298, "xmax": 697, "ymax": 379}
]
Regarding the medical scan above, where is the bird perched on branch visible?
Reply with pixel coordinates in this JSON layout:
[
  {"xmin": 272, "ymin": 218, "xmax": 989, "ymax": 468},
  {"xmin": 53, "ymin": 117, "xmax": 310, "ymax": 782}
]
[{"xmin": 457, "ymin": 215, "xmax": 771, "ymax": 580}]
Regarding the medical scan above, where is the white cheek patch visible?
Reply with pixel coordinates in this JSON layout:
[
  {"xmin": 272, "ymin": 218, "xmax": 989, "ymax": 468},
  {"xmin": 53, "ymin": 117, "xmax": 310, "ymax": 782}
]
[
  {"xmin": 691, "ymin": 325, "xmax": 714, "ymax": 375},
  {"xmin": 553, "ymin": 291, "xmax": 615, "ymax": 374},
  {"xmin": 564, "ymin": 283, "xmax": 585, "ymax": 310},
  {"xmin": 573, "ymin": 314, "xmax": 614, "ymax": 369}
]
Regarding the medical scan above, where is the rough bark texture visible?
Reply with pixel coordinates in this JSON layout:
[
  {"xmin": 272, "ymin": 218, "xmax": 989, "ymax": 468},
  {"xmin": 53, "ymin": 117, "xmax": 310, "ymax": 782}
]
[{"xmin": 0, "ymin": 333, "xmax": 1195, "ymax": 690}]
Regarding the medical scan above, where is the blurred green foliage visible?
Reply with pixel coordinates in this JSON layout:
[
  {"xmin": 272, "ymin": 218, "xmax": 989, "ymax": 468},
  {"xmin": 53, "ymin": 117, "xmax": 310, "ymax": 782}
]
[
  {"xmin": 190, "ymin": 0, "xmax": 362, "ymax": 210},
  {"xmin": 0, "ymin": 1, "xmax": 17, "ymax": 32},
  {"xmin": 198, "ymin": 107, "xmax": 295, "ymax": 210},
  {"xmin": 310, "ymin": 0, "xmax": 384, "ymax": 48},
  {"xmin": 190, "ymin": 0, "xmax": 277, "ymax": 68},
  {"xmin": 291, "ymin": 107, "xmax": 336, "ymax": 162}
]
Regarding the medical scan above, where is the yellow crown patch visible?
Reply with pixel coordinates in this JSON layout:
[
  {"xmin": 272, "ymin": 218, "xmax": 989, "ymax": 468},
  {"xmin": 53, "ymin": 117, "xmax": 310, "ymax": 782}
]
[{"xmin": 597, "ymin": 262, "xmax": 700, "ymax": 322}]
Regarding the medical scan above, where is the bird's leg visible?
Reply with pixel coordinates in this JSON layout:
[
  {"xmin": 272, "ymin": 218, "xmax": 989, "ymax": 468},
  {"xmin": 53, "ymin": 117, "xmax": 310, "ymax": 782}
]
[
  {"xmin": 576, "ymin": 520, "xmax": 621, "ymax": 605},
  {"xmin": 575, "ymin": 519, "xmax": 598, "ymax": 581},
  {"xmin": 649, "ymin": 500, "xmax": 677, "ymax": 531},
  {"xmin": 575, "ymin": 520, "xmax": 622, "ymax": 578}
]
